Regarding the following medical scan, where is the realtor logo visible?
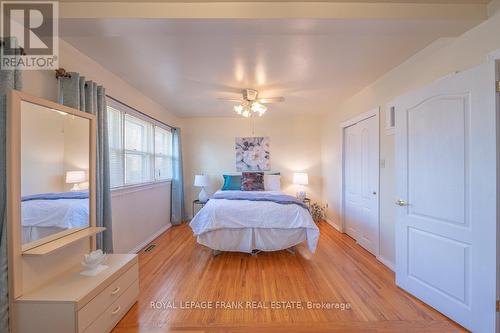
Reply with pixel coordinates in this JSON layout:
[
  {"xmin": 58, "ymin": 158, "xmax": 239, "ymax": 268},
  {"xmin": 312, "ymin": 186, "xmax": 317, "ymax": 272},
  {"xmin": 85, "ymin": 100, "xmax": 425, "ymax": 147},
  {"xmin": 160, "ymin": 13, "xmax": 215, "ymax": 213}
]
[{"xmin": 1, "ymin": 1, "xmax": 59, "ymax": 70}]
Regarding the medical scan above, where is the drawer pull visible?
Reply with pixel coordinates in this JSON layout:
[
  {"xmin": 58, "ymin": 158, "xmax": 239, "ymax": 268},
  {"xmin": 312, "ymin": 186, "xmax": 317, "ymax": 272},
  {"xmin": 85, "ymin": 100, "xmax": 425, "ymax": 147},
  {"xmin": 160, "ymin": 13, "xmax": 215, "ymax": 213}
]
[
  {"xmin": 111, "ymin": 306, "xmax": 121, "ymax": 315},
  {"xmin": 111, "ymin": 286, "xmax": 121, "ymax": 295}
]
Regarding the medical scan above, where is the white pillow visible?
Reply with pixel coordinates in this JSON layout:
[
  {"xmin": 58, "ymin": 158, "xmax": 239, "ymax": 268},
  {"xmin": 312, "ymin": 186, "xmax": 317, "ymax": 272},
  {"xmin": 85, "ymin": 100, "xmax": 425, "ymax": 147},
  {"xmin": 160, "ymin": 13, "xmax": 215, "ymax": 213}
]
[{"xmin": 264, "ymin": 175, "xmax": 281, "ymax": 191}]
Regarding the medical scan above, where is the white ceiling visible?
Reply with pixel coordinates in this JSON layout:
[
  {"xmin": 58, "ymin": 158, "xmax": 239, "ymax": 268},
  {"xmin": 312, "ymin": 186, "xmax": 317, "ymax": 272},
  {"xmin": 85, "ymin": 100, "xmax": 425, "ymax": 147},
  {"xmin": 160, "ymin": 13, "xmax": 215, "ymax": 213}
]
[{"xmin": 60, "ymin": 18, "xmax": 482, "ymax": 117}]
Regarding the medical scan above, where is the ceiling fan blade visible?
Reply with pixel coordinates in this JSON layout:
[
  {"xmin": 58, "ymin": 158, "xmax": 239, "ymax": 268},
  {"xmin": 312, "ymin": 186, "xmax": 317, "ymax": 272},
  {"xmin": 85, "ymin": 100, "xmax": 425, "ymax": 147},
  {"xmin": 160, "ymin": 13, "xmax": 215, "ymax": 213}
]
[
  {"xmin": 217, "ymin": 98, "xmax": 243, "ymax": 102},
  {"xmin": 258, "ymin": 97, "xmax": 285, "ymax": 104}
]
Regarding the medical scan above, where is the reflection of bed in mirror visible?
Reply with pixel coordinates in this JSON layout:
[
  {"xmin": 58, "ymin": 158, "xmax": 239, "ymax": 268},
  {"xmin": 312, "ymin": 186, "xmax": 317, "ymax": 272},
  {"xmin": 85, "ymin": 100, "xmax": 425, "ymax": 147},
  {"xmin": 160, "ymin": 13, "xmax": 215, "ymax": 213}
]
[
  {"xmin": 20, "ymin": 100, "xmax": 90, "ymax": 248},
  {"xmin": 21, "ymin": 191, "xmax": 89, "ymax": 244}
]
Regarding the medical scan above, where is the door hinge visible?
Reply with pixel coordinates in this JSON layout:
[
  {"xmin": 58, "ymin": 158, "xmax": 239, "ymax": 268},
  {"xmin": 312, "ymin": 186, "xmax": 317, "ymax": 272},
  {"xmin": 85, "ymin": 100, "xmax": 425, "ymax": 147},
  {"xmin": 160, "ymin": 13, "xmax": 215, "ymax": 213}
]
[
  {"xmin": 497, "ymin": 300, "xmax": 500, "ymax": 312},
  {"xmin": 496, "ymin": 80, "xmax": 500, "ymax": 93}
]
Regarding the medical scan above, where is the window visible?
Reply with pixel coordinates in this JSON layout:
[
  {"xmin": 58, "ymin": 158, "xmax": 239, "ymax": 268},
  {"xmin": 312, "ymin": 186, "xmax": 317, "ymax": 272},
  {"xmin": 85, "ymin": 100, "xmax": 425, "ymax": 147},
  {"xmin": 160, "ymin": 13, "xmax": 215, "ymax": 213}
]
[
  {"xmin": 124, "ymin": 114, "xmax": 154, "ymax": 184},
  {"xmin": 154, "ymin": 126, "xmax": 173, "ymax": 180},
  {"xmin": 108, "ymin": 105, "xmax": 124, "ymax": 187},
  {"xmin": 107, "ymin": 98, "xmax": 173, "ymax": 188}
]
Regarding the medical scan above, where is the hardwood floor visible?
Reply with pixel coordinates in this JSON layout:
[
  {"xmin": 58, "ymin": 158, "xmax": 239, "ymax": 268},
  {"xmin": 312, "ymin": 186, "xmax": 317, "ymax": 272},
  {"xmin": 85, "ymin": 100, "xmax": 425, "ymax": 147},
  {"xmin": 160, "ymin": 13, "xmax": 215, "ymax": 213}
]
[{"xmin": 113, "ymin": 221, "xmax": 466, "ymax": 333}]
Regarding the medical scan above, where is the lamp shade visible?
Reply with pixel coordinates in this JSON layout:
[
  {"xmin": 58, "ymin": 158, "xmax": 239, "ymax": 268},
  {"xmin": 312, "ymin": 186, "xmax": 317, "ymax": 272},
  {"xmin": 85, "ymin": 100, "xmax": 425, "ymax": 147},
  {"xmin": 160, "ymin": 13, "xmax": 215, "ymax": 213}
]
[
  {"xmin": 194, "ymin": 175, "xmax": 210, "ymax": 187},
  {"xmin": 293, "ymin": 172, "xmax": 309, "ymax": 185},
  {"xmin": 65, "ymin": 171, "xmax": 86, "ymax": 184}
]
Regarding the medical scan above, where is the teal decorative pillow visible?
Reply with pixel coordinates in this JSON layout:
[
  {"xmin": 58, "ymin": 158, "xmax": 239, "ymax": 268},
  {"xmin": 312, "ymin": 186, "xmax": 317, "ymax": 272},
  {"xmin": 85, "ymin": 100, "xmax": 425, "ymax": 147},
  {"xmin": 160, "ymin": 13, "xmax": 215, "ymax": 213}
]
[{"xmin": 222, "ymin": 175, "xmax": 242, "ymax": 191}]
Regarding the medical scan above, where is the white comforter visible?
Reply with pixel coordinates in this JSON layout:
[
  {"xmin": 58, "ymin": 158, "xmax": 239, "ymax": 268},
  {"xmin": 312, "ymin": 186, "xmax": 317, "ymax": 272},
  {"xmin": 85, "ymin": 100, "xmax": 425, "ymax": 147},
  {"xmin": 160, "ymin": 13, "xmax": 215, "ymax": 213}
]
[
  {"xmin": 189, "ymin": 190, "xmax": 319, "ymax": 252},
  {"xmin": 22, "ymin": 199, "xmax": 89, "ymax": 228}
]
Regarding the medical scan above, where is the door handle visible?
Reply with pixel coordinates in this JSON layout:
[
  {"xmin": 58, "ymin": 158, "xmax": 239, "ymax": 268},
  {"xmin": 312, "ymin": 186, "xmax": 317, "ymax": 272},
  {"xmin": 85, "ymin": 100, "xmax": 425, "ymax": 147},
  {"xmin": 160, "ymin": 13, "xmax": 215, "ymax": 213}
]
[{"xmin": 396, "ymin": 199, "xmax": 408, "ymax": 206}]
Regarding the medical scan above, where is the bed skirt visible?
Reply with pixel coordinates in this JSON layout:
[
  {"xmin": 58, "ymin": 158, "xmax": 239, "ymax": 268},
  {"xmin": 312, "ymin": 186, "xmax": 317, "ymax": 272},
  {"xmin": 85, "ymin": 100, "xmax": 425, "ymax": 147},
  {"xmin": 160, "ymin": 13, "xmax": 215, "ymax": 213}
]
[{"xmin": 196, "ymin": 228, "xmax": 308, "ymax": 253}]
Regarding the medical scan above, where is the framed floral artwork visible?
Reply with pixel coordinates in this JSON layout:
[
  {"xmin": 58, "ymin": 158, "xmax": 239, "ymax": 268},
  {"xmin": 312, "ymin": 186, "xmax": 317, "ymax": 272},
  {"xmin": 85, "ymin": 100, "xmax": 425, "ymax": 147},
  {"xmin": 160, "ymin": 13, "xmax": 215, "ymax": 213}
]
[{"xmin": 235, "ymin": 137, "xmax": 270, "ymax": 171}]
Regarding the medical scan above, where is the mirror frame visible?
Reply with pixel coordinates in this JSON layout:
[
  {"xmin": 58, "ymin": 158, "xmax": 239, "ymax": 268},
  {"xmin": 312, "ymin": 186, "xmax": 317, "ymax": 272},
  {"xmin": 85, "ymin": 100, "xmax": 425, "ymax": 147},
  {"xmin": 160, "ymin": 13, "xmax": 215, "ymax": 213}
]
[{"xmin": 7, "ymin": 90, "xmax": 97, "ymax": 253}]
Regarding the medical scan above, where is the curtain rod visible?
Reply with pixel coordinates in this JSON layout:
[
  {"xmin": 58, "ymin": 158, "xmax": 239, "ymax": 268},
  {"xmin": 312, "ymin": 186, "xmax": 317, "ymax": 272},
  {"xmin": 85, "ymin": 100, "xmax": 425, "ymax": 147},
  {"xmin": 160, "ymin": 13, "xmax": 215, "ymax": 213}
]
[
  {"xmin": 55, "ymin": 67, "xmax": 175, "ymax": 130},
  {"xmin": 106, "ymin": 95, "xmax": 175, "ymax": 131}
]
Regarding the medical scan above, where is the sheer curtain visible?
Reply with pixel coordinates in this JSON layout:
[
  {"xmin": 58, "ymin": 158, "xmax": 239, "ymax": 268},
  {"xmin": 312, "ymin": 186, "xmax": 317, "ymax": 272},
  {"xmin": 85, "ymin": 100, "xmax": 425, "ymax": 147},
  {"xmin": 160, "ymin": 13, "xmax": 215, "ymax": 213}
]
[
  {"xmin": 0, "ymin": 39, "xmax": 22, "ymax": 333},
  {"xmin": 58, "ymin": 72, "xmax": 113, "ymax": 253},
  {"xmin": 171, "ymin": 127, "xmax": 187, "ymax": 225}
]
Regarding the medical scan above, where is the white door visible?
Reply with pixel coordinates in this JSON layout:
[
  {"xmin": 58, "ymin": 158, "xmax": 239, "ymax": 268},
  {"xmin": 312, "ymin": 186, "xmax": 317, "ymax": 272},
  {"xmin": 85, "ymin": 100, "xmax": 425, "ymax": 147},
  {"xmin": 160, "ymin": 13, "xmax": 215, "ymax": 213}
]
[
  {"xmin": 344, "ymin": 115, "xmax": 379, "ymax": 255},
  {"xmin": 344, "ymin": 124, "xmax": 360, "ymax": 240},
  {"xmin": 394, "ymin": 63, "xmax": 497, "ymax": 332}
]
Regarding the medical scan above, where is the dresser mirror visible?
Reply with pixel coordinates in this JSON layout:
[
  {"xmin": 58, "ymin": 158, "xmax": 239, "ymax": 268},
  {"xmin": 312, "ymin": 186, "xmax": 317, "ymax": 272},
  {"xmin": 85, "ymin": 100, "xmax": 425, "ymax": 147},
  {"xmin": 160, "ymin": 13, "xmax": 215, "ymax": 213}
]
[
  {"xmin": 8, "ymin": 91, "xmax": 97, "ymax": 253},
  {"xmin": 20, "ymin": 100, "xmax": 92, "ymax": 250}
]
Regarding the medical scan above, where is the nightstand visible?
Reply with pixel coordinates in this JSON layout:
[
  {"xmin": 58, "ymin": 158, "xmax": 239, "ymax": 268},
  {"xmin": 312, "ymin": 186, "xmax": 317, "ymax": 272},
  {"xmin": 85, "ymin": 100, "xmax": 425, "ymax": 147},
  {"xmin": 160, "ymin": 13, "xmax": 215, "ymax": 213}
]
[
  {"xmin": 303, "ymin": 198, "xmax": 311, "ymax": 209},
  {"xmin": 192, "ymin": 199, "xmax": 208, "ymax": 216}
]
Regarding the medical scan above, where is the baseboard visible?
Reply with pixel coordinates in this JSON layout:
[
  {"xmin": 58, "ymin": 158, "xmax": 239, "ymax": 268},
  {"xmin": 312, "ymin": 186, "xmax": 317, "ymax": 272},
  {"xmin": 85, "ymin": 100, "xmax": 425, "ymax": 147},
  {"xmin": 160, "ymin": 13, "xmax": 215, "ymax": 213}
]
[
  {"xmin": 325, "ymin": 218, "xmax": 342, "ymax": 232},
  {"xmin": 129, "ymin": 223, "xmax": 172, "ymax": 254},
  {"xmin": 377, "ymin": 255, "xmax": 396, "ymax": 272}
]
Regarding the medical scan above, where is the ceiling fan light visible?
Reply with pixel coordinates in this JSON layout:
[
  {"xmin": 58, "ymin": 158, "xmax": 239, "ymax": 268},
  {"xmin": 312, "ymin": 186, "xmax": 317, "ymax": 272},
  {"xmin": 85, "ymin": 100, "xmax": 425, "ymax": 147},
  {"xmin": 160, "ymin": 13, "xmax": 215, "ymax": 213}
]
[
  {"xmin": 251, "ymin": 101, "xmax": 267, "ymax": 113},
  {"xmin": 225, "ymin": 89, "xmax": 281, "ymax": 118},
  {"xmin": 234, "ymin": 104, "xmax": 243, "ymax": 114}
]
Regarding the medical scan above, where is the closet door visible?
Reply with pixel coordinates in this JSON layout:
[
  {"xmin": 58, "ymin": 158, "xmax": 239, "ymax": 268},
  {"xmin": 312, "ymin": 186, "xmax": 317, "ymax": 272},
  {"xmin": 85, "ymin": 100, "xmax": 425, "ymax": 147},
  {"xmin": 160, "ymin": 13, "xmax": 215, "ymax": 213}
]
[
  {"xmin": 344, "ymin": 124, "xmax": 361, "ymax": 240},
  {"xmin": 356, "ymin": 116, "xmax": 379, "ymax": 254},
  {"xmin": 343, "ymin": 115, "xmax": 379, "ymax": 255}
]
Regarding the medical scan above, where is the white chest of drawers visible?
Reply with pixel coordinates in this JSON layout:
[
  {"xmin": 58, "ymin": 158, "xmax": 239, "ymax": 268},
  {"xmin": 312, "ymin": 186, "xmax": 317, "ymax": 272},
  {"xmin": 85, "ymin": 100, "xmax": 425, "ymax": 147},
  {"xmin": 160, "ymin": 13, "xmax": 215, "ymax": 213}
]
[{"xmin": 15, "ymin": 254, "xmax": 139, "ymax": 333}]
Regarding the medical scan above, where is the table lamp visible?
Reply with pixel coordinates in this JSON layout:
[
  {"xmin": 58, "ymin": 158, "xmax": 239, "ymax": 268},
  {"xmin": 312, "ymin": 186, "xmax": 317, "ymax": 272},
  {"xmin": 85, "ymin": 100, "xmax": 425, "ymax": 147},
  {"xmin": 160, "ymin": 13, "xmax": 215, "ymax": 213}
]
[
  {"xmin": 293, "ymin": 172, "xmax": 308, "ymax": 200},
  {"xmin": 194, "ymin": 174, "xmax": 210, "ymax": 203},
  {"xmin": 66, "ymin": 170, "xmax": 86, "ymax": 191}
]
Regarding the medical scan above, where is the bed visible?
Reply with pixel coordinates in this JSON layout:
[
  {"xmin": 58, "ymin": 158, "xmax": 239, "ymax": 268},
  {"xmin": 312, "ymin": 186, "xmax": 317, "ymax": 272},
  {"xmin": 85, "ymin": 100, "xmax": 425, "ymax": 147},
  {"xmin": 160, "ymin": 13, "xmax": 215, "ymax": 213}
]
[
  {"xmin": 21, "ymin": 191, "xmax": 90, "ymax": 244},
  {"xmin": 189, "ymin": 190, "xmax": 319, "ymax": 254}
]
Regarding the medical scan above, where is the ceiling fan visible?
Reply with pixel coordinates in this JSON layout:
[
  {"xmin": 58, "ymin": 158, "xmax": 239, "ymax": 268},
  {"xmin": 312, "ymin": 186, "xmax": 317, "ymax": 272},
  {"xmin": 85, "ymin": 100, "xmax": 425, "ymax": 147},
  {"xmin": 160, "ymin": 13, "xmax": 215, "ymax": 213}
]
[{"xmin": 218, "ymin": 88, "xmax": 285, "ymax": 118}]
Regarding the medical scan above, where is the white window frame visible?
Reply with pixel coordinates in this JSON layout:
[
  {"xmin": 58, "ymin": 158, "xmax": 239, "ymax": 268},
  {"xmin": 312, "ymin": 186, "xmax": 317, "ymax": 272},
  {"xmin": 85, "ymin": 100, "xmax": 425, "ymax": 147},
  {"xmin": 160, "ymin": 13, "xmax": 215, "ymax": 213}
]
[
  {"xmin": 153, "ymin": 125, "xmax": 173, "ymax": 181},
  {"xmin": 107, "ymin": 97, "xmax": 173, "ymax": 191}
]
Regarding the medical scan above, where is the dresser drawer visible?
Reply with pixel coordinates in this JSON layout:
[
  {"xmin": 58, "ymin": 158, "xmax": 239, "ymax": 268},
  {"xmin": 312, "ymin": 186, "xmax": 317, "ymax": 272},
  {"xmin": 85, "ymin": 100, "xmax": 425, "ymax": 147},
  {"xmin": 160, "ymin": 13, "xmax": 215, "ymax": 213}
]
[
  {"xmin": 83, "ymin": 279, "xmax": 139, "ymax": 333},
  {"xmin": 78, "ymin": 263, "xmax": 138, "ymax": 332}
]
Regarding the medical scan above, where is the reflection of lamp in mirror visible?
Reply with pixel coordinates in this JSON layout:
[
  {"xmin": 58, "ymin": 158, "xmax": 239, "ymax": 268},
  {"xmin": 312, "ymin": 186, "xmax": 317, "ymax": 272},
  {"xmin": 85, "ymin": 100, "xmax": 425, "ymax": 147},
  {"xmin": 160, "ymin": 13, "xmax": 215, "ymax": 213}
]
[
  {"xmin": 66, "ymin": 170, "xmax": 86, "ymax": 191},
  {"xmin": 293, "ymin": 172, "xmax": 308, "ymax": 200}
]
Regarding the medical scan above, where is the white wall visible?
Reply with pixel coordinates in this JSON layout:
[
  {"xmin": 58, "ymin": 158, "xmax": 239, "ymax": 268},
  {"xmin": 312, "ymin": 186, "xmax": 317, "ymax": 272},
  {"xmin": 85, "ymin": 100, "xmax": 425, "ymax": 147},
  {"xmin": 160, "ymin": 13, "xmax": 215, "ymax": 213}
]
[
  {"xmin": 20, "ymin": 102, "xmax": 66, "ymax": 195},
  {"xmin": 321, "ymin": 0, "xmax": 500, "ymax": 266},
  {"xmin": 62, "ymin": 115, "xmax": 91, "ymax": 191},
  {"xmin": 20, "ymin": 101, "xmax": 91, "ymax": 195},
  {"xmin": 22, "ymin": 39, "xmax": 182, "ymax": 253},
  {"xmin": 183, "ymin": 115, "xmax": 323, "ymax": 217},
  {"xmin": 111, "ymin": 182, "xmax": 172, "ymax": 253}
]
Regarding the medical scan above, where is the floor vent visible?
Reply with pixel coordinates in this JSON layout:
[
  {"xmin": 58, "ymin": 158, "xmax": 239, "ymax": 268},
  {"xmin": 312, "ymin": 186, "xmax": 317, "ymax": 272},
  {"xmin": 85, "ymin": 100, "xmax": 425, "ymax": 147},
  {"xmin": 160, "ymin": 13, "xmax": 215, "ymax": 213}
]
[{"xmin": 144, "ymin": 244, "xmax": 156, "ymax": 252}]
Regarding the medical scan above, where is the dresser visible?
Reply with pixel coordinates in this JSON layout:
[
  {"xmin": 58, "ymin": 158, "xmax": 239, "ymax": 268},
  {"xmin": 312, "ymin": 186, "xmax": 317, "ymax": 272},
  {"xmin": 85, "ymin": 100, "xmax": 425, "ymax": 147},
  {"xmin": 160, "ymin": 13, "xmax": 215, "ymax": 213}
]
[{"xmin": 15, "ymin": 254, "xmax": 138, "ymax": 333}]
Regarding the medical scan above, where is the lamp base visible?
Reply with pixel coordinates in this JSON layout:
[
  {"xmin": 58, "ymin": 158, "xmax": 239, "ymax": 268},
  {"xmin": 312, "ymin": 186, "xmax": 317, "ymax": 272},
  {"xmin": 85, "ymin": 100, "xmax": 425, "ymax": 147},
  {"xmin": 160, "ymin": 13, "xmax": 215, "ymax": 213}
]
[
  {"xmin": 296, "ymin": 189, "xmax": 306, "ymax": 201},
  {"xmin": 198, "ymin": 187, "xmax": 209, "ymax": 203},
  {"xmin": 70, "ymin": 184, "xmax": 81, "ymax": 192}
]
